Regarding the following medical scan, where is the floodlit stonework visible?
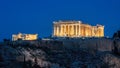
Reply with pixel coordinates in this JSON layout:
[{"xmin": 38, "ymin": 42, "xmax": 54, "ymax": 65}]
[
  {"xmin": 53, "ymin": 20, "xmax": 104, "ymax": 37},
  {"xmin": 12, "ymin": 33, "xmax": 38, "ymax": 41}
]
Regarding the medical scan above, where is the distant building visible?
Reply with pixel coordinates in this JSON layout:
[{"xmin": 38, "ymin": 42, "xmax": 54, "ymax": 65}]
[
  {"xmin": 12, "ymin": 33, "xmax": 38, "ymax": 41},
  {"xmin": 53, "ymin": 20, "xmax": 104, "ymax": 37}
]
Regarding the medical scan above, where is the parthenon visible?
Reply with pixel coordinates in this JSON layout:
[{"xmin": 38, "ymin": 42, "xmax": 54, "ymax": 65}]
[{"xmin": 53, "ymin": 20, "xmax": 104, "ymax": 37}]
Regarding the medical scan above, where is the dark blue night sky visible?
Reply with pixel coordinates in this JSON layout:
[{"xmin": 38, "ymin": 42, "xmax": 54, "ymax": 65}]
[{"xmin": 0, "ymin": 0, "xmax": 120, "ymax": 40}]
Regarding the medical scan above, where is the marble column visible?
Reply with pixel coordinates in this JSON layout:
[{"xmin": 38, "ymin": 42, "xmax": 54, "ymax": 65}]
[
  {"xmin": 69, "ymin": 25, "xmax": 72, "ymax": 36},
  {"xmin": 79, "ymin": 25, "xmax": 81, "ymax": 36},
  {"xmin": 54, "ymin": 25, "xmax": 56, "ymax": 36},
  {"xmin": 72, "ymin": 25, "xmax": 74, "ymax": 36},
  {"xmin": 56, "ymin": 26, "xmax": 59, "ymax": 36},
  {"xmin": 76, "ymin": 25, "xmax": 78, "ymax": 36},
  {"xmin": 64, "ymin": 25, "xmax": 66, "ymax": 36},
  {"xmin": 74, "ymin": 25, "xmax": 75, "ymax": 36},
  {"xmin": 67, "ymin": 25, "xmax": 69, "ymax": 36},
  {"xmin": 60, "ymin": 25, "xmax": 62, "ymax": 36},
  {"xmin": 78, "ymin": 25, "xmax": 80, "ymax": 36}
]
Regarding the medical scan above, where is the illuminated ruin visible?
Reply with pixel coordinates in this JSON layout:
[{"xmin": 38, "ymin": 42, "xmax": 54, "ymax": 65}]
[
  {"xmin": 12, "ymin": 33, "xmax": 38, "ymax": 41},
  {"xmin": 53, "ymin": 20, "xmax": 104, "ymax": 37}
]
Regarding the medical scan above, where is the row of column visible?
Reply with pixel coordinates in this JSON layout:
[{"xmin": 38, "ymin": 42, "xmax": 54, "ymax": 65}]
[
  {"xmin": 53, "ymin": 24, "xmax": 104, "ymax": 37},
  {"xmin": 53, "ymin": 24, "xmax": 81, "ymax": 37},
  {"xmin": 81, "ymin": 25, "xmax": 92, "ymax": 37}
]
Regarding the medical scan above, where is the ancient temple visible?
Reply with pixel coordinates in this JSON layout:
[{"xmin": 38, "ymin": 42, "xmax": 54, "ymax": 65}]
[
  {"xmin": 53, "ymin": 20, "xmax": 104, "ymax": 37},
  {"xmin": 12, "ymin": 33, "xmax": 38, "ymax": 41}
]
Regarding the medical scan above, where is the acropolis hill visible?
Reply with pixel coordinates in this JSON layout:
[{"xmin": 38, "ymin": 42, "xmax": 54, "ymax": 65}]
[
  {"xmin": 53, "ymin": 20, "xmax": 104, "ymax": 37},
  {"xmin": 2, "ymin": 21, "xmax": 120, "ymax": 68}
]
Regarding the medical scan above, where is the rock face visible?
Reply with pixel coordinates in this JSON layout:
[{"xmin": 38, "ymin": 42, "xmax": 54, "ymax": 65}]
[
  {"xmin": 0, "ymin": 39, "xmax": 120, "ymax": 68},
  {"xmin": 112, "ymin": 30, "xmax": 120, "ymax": 55},
  {"xmin": 112, "ymin": 39, "xmax": 120, "ymax": 55}
]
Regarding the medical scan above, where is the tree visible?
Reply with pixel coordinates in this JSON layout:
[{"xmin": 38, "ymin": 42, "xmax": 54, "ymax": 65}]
[
  {"xmin": 22, "ymin": 55, "xmax": 27, "ymax": 68},
  {"xmin": 113, "ymin": 30, "xmax": 120, "ymax": 38}
]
